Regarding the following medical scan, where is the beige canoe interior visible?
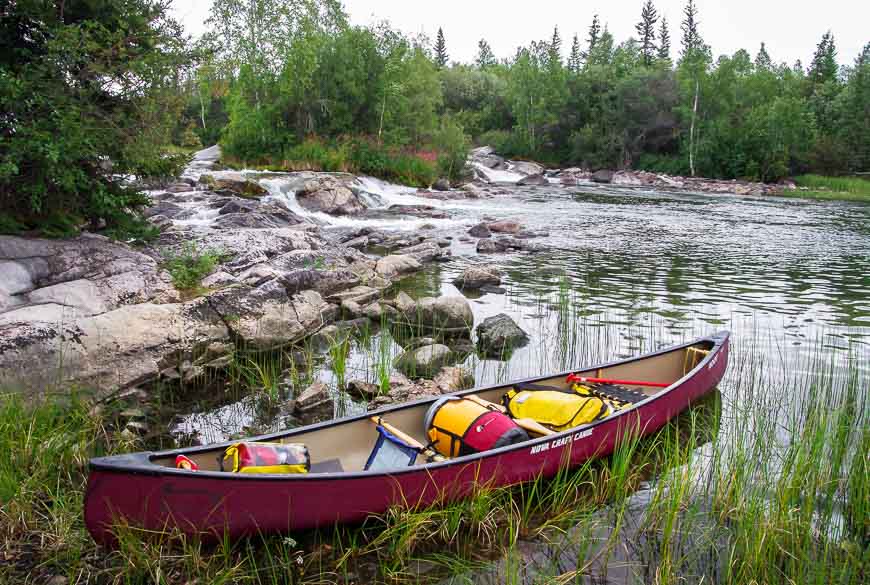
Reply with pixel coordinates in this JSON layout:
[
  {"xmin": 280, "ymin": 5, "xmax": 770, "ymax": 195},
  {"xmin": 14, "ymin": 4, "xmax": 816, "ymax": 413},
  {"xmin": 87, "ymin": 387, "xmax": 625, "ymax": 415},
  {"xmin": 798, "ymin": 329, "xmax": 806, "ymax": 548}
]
[{"xmin": 151, "ymin": 341, "xmax": 714, "ymax": 473}]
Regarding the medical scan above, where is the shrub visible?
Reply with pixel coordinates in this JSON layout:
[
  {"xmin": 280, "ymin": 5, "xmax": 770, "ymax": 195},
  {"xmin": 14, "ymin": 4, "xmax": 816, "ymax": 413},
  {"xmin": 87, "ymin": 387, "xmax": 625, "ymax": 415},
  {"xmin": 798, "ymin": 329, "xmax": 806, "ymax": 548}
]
[
  {"xmin": 435, "ymin": 117, "xmax": 471, "ymax": 183},
  {"xmin": 163, "ymin": 244, "xmax": 224, "ymax": 291}
]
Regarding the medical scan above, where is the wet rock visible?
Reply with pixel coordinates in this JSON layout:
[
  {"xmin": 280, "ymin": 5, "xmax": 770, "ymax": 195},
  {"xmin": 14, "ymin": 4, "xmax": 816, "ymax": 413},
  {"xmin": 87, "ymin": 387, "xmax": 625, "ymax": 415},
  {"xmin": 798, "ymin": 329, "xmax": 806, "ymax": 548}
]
[
  {"xmin": 394, "ymin": 344, "xmax": 453, "ymax": 377},
  {"xmin": 487, "ymin": 220, "xmax": 523, "ymax": 234},
  {"xmin": 395, "ymin": 291, "xmax": 416, "ymax": 313},
  {"xmin": 476, "ymin": 313, "xmax": 529, "ymax": 357},
  {"xmin": 592, "ymin": 170, "xmax": 614, "ymax": 184},
  {"xmin": 375, "ymin": 254, "xmax": 421, "ymax": 278},
  {"xmin": 517, "ymin": 173, "xmax": 548, "ymax": 186},
  {"xmin": 510, "ymin": 161, "xmax": 545, "ymax": 176},
  {"xmin": 347, "ymin": 379, "xmax": 380, "ymax": 400},
  {"xmin": 433, "ymin": 178, "xmax": 451, "ymax": 191},
  {"xmin": 297, "ymin": 176, "xmax": 366, "ymax": 215},
  {"xmin": 386, "ymin": 204, "xmax": 449, "ymax": 219},
  {"xmin": 468, "ymin": 223, "xmax": 492, "ymax": 238},
  {"xmin": 294, "ymin": 381, "xmax": 334, "ymax": 421},
  {"xmin": 327, "ymin": 285, "xmax": 381, "ymax": 306},
  {"xmin": 398, "ymin": 241, "xmax": 449, "ymax": 263},
  {"xmin": 218, "ymin": 199, "xmax": 259, "ymax": 215},
  {"xmin": 399, "ymin": 295, "xmax": 474, "ymax": 333},
  {"xmin": 212, "ymin": 203, "xmax": 304, "ymax": 229},
  {"xmin": 124, "ymin": 420, "xmax": 151, "ymax": 435},
  {"xmin": 341, "ymin": 299, "xmax": 364, "ymax": 319},
  {"xmin": 476, "ymin": 239, "xmax": 508, "ymax": 254},
  {"xmin": 434, "ymin": 366, "xmax": 475, "ymax": 393},
  {"xmin": 148, "ymin": 215, "xmax": 174, "ymax": 231},
  {"xmin": 200, "ymin": 175, "xmax": 268, "ymax": 198},
  {"xmin": 453, "ymin": 265, "xmax": 502, "ymax": 290},
  {"xmin": 344, "ymin": 235, "xmax": 369, "ymax": 249}
]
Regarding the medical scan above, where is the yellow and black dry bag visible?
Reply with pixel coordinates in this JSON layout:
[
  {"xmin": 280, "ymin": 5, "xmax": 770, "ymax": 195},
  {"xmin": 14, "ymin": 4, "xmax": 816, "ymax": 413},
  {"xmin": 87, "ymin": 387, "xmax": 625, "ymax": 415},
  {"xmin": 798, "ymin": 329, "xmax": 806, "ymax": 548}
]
[
  {"xmin": 503, "ymin": 388, "xmax": 611, "ymax": 432},
  {"xmin": 425, "ymin": 397, "xmax": 529, "ymax": 458}
]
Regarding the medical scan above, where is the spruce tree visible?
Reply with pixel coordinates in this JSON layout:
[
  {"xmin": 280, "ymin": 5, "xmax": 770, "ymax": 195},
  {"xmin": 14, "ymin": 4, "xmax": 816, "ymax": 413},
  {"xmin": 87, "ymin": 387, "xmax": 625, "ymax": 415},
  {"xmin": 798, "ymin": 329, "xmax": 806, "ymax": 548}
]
[
  {"xmin": 636, "ymin": 0, "xmax": 659, "ymax": 66},
  {"xmin": 755, "ymin": 42, "xmax": 772, "ymax": 71},
  {"xmin": 586, "ymin": 14, "xmax": 601, "ymax": 59},
  {"xmin": 434, "ymin": 27, "xmax": 448, "ymax": 69},
  {"xmin": 476, "ymin": 39, "xmax": 496, "ymax": 69},
  {"xmin": 809, "ymin": 31, "xmax": 838, "ymax": 85},
  {"xmin": 657, "ymin": 17, "xmax": 671, "ymax": 62},
  {"xmin": 680, "ymin": 0, "xmax": 704, "ymax": 63},
  {"xmin": 568, "ymin": 34, "xmax": 583, "ymax": 73},
  {"xmin": 549, "ymin": 26, "xmax": 562, "ymax": 66}
]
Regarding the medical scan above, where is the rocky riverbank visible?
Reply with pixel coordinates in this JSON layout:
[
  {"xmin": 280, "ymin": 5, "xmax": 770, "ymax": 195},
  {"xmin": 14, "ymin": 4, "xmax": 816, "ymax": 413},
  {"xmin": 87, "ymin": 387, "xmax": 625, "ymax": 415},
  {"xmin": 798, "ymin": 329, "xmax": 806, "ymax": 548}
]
[
  {"xmin": 0, "ymin": 146, "xmax": 535, "ymax": 407},
  {"xmin": 468, "ymin": 146, "xmax": 794, "ymax": 197}
]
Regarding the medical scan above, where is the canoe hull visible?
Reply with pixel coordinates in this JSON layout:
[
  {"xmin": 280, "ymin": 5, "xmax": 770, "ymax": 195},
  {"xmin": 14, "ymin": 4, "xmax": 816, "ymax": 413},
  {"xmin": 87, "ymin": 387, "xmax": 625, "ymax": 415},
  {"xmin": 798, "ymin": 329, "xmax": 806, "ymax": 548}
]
[{"xmin": 85, "ymin": 332, "xmax": 729, "ymax": 544}]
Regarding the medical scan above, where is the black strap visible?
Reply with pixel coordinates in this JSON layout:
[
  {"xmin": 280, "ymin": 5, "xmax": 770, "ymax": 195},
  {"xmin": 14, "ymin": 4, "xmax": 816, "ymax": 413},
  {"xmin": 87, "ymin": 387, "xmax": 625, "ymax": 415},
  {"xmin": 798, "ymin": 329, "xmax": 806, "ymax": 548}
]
[{"xmin": 589, "ymin": 383, "xmax": 647, "ymax": 405}]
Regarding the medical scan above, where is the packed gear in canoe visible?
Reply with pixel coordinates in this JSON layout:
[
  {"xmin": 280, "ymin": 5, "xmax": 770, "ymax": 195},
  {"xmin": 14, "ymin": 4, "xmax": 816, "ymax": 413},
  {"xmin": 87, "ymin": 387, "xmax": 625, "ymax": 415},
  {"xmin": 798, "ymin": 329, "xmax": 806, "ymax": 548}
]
[
  {"xmin": 425, "ymin": 396, "xmax": 529, "ymax": 458},
  {"xmin": 221, "ymin": 442, "xmax": 310, "ymax": 474}
]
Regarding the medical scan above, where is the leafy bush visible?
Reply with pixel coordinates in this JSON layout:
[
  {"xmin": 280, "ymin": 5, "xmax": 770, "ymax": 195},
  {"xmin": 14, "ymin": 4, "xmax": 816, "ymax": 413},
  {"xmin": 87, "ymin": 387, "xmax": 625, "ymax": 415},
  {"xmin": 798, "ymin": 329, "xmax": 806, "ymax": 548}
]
[
  {"xmin": 163, "ymin": 244, "xmax": 224, "ymax": 291},
  {"xmin": 435, "ymin": 117, "xmax": 471, "ymax": 183}
]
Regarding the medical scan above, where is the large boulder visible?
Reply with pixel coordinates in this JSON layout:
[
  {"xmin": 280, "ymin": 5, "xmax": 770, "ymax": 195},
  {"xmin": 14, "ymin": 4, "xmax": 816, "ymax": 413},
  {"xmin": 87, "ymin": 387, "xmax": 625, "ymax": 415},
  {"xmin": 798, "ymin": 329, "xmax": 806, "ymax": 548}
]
[
  {"xmin": 0, "ymin": 299, "xmax": 229, "ymax": 395},
  {"xmin": 400, "ymin": 295, "xmax": 474, "ymax": 333},
  {"xmin": 476, "ymin": 313, "xmax": 529, "ymax": 357},
  {"xmin": 393, "ymin": 344, "xmax": 453, "ymax": 377},
  {"xmin": 510, "ymin": 161, "xmax": 545, "ymax": 176},
  {"xmin": 200, "ymin": 175, "xmax": 268, "ymax": 198},
  {"xmin": 294, "ymin": 381, "xmax": 334, "ymax": 423},
  {"xmin": 397, "ymin": 241, "xmax": 449, "ymax": 263},
  {"xmin": 296, "ymin": 177, "xmax": 366, "ymax": 215},
  {"xmin": 206, "ymin": 281, "xmax": 328, "ymax": 351},
  {"xmin": 453, "ymin": 265, "xmax": 502, "ymax": 290},
  {"xmin": 487, "ymin": 220, "xmax": 524, "ymax": 234},
  {"xmin": 433, "ymin": 178, "xmax": 451, "ymax": 191},
  {"xmin": 375, "ymin": 254, "xmax": 421, "ymax": 278}
]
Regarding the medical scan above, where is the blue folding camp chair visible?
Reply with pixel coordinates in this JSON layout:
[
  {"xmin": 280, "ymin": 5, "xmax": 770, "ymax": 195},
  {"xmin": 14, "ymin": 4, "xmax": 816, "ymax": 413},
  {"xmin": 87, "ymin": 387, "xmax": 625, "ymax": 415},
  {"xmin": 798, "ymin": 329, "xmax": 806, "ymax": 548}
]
[{"xmin": 364, "ymin": 425, "xmax": 420, "ymax": 471}]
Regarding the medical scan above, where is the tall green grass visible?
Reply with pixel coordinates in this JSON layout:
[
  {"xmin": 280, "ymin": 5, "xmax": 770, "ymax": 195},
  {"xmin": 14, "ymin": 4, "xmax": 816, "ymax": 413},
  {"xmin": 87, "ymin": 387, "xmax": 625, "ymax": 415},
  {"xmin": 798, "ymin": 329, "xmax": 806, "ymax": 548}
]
[{"xmin": 786, "ymin": 174, "xmax": 870, "ymax": 202}]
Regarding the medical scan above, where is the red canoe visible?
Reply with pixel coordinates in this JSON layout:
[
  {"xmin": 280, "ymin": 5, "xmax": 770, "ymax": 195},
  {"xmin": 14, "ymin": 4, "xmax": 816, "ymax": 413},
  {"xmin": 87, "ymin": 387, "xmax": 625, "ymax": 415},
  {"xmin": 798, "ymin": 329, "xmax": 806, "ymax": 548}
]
[{"xmin": 84, "ymin": 331, "xmax": 730, "ymax": 545}]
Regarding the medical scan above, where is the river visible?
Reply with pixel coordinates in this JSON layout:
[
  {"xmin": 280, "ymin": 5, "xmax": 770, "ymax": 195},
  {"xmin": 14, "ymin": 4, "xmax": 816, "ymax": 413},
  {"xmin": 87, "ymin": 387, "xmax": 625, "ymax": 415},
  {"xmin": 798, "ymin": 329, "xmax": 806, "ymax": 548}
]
[{"xmin": 162, "ymin": 173, "xmax": 869, "ymax": 582}]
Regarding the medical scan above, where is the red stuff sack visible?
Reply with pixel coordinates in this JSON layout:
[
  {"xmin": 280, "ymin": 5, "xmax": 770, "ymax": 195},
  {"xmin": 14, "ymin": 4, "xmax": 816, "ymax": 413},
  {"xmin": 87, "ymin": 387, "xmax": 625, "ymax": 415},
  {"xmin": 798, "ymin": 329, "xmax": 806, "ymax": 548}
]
[{"xmin": 221, "ymin": 442, "xmax": 310, "ymax": 474}]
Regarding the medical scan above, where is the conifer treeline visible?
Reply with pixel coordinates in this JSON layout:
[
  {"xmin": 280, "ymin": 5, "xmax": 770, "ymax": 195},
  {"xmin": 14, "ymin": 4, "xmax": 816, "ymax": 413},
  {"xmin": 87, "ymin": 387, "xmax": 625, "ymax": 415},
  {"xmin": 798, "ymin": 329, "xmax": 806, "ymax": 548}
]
[{"xmin": 181, "ymin": 0, "xmax": 869, "ymax": 182}]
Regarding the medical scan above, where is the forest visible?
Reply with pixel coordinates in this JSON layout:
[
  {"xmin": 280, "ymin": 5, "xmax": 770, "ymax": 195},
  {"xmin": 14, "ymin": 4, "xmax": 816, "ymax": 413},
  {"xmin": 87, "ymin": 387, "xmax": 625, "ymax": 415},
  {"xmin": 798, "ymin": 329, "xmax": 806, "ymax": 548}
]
[{"xmin": 1, "ymin": 0, "xmax": 869, "ymax": 231}]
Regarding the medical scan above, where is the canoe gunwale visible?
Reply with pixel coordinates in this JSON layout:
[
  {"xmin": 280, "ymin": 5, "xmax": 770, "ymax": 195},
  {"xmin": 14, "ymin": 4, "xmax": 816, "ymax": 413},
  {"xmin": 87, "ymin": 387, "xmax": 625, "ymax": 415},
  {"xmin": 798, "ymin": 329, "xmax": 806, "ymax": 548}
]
[{"xmin": 88, "ymin": 331, "xmax": 729, "ymax": 481}]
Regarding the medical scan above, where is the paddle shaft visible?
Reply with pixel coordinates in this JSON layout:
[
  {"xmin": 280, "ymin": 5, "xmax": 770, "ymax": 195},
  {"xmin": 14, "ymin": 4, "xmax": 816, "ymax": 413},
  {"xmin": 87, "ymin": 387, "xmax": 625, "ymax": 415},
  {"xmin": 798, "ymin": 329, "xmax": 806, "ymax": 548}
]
[
  {"xmin": 370, "ymin": 417, "xmax": 446, "ymax": 462},
  {"xmin": 566, "ymin": 374, "xmax": 669, "ymax": 388},
  {"xmin": 465, "ymin": 395, "xmax": 556, "ymax": 437}
]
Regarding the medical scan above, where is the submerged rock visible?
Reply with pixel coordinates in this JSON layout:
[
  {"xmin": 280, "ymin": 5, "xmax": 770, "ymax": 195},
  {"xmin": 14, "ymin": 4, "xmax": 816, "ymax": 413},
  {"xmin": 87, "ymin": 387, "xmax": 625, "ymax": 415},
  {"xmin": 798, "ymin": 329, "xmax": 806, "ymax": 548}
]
[
  {"xmin": 468, "ymin": 223, "xmax": 492, "ymax": 238},
  {"xmin": 487, "ymin": 220, "xmax": 524, "ymax": 234},
  {"xmin": 394, "ymin": 344, "xmax": 453, "ymax": 377},
  {"xmin": 452, "ymin": 265, "xmax": 502, "ymax": 290},
  {"xmin": 517, "ymin": 173, "xmax": 548, "ymax": 186},
  {"xmin": 200, "ymin": 175, "xmax": 268, "ymax": 198},
  {"xmin": 476, "ymin": 313, "xmax": 529, "ymax": 357}
]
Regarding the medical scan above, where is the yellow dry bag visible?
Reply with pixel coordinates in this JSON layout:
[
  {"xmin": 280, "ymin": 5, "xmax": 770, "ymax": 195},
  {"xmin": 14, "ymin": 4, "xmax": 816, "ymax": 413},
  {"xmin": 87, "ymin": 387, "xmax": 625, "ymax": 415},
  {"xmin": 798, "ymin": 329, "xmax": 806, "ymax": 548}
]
[{"xmin": 503, "ymin": 389, "xmax": 611, "ymax": 432}]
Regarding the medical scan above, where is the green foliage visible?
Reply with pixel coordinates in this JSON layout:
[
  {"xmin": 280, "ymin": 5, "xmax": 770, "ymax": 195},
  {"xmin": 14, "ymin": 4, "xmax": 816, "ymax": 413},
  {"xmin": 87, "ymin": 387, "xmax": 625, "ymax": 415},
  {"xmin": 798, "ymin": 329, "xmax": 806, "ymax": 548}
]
[
  {"xmin": 163, "ymin": 244, "xmax": 224, "ymax": 292},
  {"xmin": 435, "ymin": 118, "xmax": 471, "ymax": 182},
  {"xmin": 0, "ymin": 0, "xmax": 189, "ymax": 233}
]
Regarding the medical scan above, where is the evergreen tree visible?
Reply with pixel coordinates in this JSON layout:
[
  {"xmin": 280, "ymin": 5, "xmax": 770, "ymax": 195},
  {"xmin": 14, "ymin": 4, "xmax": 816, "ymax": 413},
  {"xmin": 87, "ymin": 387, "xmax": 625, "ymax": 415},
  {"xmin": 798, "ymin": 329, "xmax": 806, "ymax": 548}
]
[
  {"xmin": 475, "ymin": 39, "xmax": 496, "ymax": 69},
  {"xmin": 809, "ymin": 31, "xmax": 838, "ymax": 85},
  {"xmin": 658, "ymin": 17, "xmax": 671, "ymax": 62},
  {"xmin": 755, "ymin": 42, "xmax": 773, "ymax": 71},
  {"xmin": 680, "ymin": 0, "xmax": 705, "ymax": 63},
  {"xmin": 549, "ymin": 26, "xmax": 563, "ymax": 66},
  {"xmin": 636, "ymin": 0, "xmax": 659, "ymax": 66},
  {"xmin": 434, "ymin": 27, "xmax": 448, "ymax": 69},
  {"xmin": 793, "ymin": 59, "xmax": 804, "ymax": 75},
  {"xmin": 587, "ymin": 26, "xmax": 615, "ymax": 67},
  {"xmin": 586, "ymin": 14, "xmax": 601, "ymax": 60},
  {"xmin": 568, "ymin": 34, "xmax": 583, "ymax": 73}
]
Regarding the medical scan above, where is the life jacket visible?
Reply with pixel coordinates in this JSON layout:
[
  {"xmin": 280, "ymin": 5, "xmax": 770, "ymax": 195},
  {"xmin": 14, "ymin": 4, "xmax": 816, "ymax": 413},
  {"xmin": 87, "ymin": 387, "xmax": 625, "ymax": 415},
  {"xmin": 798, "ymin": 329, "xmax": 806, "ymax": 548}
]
[
  {"xmin": 503, "ymin": 388, "xmax": 612, "ymax": 432},
  {"xmin": 221, "ymin": 442, "xmax": 310, "ymax": 474},
  {"xmin": 425, "ymin": 397, "xmax": 529, "ymax": 458}
]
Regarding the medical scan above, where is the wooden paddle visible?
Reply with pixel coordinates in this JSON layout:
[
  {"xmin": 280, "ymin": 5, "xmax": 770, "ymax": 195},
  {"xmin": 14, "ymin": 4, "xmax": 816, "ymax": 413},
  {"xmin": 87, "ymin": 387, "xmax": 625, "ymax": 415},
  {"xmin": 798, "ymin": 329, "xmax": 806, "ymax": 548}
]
[
  {"xmin": 370, "ymin": 417, "xmax": 446, "ymax": 462},
  {"xmin": 465, "ymin": 395, "xmax": 556, "ymax": 437}
]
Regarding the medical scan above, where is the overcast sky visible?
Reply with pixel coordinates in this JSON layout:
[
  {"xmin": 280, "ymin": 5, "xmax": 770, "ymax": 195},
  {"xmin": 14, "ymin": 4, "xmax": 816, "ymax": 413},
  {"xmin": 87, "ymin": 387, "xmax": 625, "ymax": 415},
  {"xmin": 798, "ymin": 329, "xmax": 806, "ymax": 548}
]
[{"xmin": 171, "ymin": 0, "xmax": 868, "ymax": 67}]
